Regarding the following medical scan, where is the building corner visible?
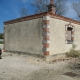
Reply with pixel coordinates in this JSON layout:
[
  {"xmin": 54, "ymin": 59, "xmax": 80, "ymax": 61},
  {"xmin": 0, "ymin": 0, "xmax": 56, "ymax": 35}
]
[{"xmin": 42, "ymin": 13, "xmax": 51, "ymax": 57}]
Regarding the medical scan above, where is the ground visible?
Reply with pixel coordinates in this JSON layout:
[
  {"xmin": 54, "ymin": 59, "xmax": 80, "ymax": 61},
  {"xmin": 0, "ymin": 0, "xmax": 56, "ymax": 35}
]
[{"xmin": 0, "ymin": 44, "xmax": 80, "ymax": 80}]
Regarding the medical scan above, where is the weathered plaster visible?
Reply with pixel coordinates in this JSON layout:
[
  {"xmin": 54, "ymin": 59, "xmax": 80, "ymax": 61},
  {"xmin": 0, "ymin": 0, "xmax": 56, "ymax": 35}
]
[
  {"xmin": 4, "ymin": 18, "xmax": 43, "ymax": 55},
  {"xmin": 50, "ymin": 18, "xmax": 80, "ymax": 55}
]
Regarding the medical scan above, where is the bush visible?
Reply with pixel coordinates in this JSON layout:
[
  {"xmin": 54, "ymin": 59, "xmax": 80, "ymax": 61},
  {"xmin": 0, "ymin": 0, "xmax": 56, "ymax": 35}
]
[
  {"xmin": 0, "ymin": 41, "xmax": 4, "ymax": 44},
  {"xmin": 66, "ymin": 44, "xmax": 80, "ymax": 58},
  {"xmin": 0, "ymin": 33, "xmax": 4, "ymax": 39}
]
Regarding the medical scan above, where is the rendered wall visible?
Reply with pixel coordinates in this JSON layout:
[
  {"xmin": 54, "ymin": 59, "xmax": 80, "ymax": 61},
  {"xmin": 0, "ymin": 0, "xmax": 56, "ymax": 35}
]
[
  {"xmin": 50, "ymin": 18, "xmax": 80, "ymax": 55},
  {"xmin": 4, "ymin": 18, "xmax": 43, "ymax": 55}
]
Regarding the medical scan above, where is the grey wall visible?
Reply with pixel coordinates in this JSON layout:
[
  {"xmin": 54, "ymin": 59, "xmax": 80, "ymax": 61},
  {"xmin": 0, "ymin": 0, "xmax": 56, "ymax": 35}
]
[
  {"xmin": 4, "ymin": 18, "xmax": 43, "ymax": 55},
  {"xmin": 50, "ymin": 18, "xmax": 80, "ymax": 55}
]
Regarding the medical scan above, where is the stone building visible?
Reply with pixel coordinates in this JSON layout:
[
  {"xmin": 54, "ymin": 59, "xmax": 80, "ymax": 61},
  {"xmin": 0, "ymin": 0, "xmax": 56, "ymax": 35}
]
[{"xmin": 4, "ymin": 0, "xmax": 80, "ymax": 60}]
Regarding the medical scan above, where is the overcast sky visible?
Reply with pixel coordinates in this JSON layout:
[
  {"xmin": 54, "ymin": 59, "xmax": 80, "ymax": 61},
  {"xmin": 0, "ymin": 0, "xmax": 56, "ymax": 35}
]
[{"xmin": 0, "ymin": 0, "xmax": 79, "ymax": 33}]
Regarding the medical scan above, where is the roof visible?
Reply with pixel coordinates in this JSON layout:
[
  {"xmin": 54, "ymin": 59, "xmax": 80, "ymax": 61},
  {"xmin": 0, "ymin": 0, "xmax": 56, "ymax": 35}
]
[{"xmin": 4, "ymin": 12, "xmax": 80, "ymax": 25}]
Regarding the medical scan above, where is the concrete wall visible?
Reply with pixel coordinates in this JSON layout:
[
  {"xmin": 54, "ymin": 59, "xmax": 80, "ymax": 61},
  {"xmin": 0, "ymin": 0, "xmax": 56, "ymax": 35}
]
[
  {"xmin": 4, "ymin": 18, "xmax": 43, "ymax": 55},
  {"xmin": 50, "ymin": 18, "xmax": 80, "ymax": 55}
]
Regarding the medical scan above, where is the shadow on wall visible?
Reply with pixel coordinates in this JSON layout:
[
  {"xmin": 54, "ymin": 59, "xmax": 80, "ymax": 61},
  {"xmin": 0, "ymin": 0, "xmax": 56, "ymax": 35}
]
[{"xmin": 36, "ymin": 18, "xmax": 43, "ymax": 38}]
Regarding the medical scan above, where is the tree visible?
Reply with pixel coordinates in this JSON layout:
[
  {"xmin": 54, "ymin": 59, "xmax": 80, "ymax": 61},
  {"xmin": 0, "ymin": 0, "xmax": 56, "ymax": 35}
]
[
  {"xmin": 54, "ymin": 0, "xmax": 68, "ymax": 15},
  {"xmin": 0, "ymin": 33, "xmax": 4, "ymax": 39},
  {"xmin": 31, "ymin": 0, "xmax": 49, "ymax": 13},
  {"xmin": 20, "ymin": 8, "xmax": 28, "ymax": 17},
  {"xmin": 31, "ymin": 0, "xmax": 68, "ymax": 15},
  {"xmin": 72, "ymin": 1, "xmax": 80, "ymax": 19}
]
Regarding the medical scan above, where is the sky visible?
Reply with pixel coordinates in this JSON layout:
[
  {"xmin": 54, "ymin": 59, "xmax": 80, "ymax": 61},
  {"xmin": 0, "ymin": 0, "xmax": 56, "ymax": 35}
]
[{"xmin": 0, "ymin": 0, "xmax": 79, "ymax": 33}]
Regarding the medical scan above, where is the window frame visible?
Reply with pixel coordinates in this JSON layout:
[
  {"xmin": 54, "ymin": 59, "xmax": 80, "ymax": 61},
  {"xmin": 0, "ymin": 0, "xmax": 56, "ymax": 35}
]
[{"xmin": 65, "ymin": 23, "xmax": 74, "ymax": 44}]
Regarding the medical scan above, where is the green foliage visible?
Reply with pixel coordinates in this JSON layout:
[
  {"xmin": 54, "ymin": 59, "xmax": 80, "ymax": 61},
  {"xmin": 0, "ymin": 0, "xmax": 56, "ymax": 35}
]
[
  {"xmin": 0, "ymin": 41, "xmax": 3, "ymax": 44},
  {"xmin": 66, "ymin": 44, "xmax": 80, "ymax": 58},
  {"xmin": 0, "ymin": 33, "xmax": 4, "ymax": 39}
]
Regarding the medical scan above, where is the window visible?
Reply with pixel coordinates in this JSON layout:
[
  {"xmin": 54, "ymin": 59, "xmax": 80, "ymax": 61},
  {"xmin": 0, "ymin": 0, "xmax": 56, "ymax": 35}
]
[
  {"xmin": 65, "ymin": 23, "xmax": 74, "ymax": 44},
  {"xmin": 67, "ymin": 27, "xmax": 73, "ymax": 44}
]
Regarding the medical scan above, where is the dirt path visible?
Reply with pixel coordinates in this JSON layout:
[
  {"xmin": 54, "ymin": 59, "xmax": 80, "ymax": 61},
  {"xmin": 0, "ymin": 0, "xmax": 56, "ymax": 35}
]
[{"xmin": 0, "ymin": 44, "xmax": 80, "ymax": 80}]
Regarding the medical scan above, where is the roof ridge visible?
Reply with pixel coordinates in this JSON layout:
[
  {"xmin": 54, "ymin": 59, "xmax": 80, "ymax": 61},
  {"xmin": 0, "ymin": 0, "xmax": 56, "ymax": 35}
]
[{"xmin": 4, "ymin": 12, "xmax": 80, "ymax": 25}]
